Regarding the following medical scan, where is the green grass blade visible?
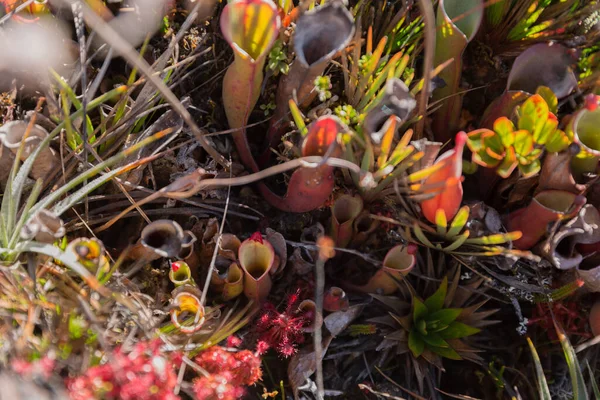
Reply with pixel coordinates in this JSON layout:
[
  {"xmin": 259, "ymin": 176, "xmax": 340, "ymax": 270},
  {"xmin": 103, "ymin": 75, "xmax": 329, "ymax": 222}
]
[
  {"xmin": 527, "ymin": 337, "xmax": 551, "ymax": 400},
  {"xmin": 8, "ymin": 178, "xmax": 43, "ymax": 248},
  {"xmin": 11, "ymin": 86, "xmax": 128, "ymax": 213},
  {"xmin": 35, "ymin": 129, "xmax": 173, "ymax": 217},
  {"xmin": 587, "ymin": 361, "xmax": 600, "ymax": 399},
  {"xmin": 553, "ymin": 319, "xmax": 588, "ymax": 400}
]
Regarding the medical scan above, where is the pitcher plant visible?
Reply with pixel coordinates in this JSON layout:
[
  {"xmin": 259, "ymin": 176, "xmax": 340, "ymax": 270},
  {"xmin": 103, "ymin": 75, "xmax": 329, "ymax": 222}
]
[{"xmin": 221, "ymin": 0, "xmax": 281, "ymax": 169}]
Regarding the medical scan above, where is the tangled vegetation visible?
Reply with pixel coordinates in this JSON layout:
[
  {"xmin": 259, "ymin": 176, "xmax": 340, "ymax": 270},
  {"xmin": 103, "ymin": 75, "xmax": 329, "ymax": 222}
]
[{"xmin": 0, "ymin": 0, "xmax": 600, "ymax": 399}]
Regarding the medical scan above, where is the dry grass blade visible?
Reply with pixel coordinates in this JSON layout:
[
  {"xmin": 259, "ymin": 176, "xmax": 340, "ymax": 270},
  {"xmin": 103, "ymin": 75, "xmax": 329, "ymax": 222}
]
[{"xmin": 63, "ymin": 0, "xmax": 228, "ymax": 168}]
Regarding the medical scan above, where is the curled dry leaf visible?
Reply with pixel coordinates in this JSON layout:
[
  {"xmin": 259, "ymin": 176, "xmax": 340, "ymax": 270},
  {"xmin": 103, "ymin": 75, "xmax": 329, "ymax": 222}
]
[
  {"xmin": 290, "ymin": 247, "xmax": 315, "ymax": 275},
  {"xmin": 287, "ymin": 336, "xmax": 333, "ymax": 399}
]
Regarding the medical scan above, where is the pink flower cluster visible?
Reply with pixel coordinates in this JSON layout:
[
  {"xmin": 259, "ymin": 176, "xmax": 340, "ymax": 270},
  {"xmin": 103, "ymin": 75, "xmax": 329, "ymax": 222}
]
[
  {"xmin": 11, "ymin": 355, "xmax": 55, "ymax": 380},
  {"xmin": 193, "ymin": 346, "xmax": 262, "ymax": 400},
  {"xmin": 255, "ymin": 290, "xmax": 313, "ymax": 357},
  {"xmin": 66, "ymin": 340, "xmax": 181, "ymax": 400}
]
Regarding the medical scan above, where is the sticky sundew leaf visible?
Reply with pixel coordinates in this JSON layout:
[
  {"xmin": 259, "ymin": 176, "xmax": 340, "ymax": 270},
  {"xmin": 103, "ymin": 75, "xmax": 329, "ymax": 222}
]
[{"xmin": 424, "ymin": 277, "xmax": 448, "ymax": 312}]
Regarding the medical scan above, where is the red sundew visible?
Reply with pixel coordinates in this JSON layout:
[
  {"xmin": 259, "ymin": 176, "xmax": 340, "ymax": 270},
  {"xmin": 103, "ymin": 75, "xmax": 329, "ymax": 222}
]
[
  {"xmin": 231, "ymin": 350, "xmax": 262, "ymax": 386},
  {"xmin": 12, "ymin": 356, "xmax": 55, "ymax": 380},
  {"xmin": 254, "ymin": 289, "xmax": 312, "ymax": 358},
  {"xmin": 255, "ymin": 340, "xmax": 270, "ymax": 355},
  {"xmin": 66, "ymin": 339, "xmax": 181, "ymax": 400},
  {"xmin": 249, "ymin": 231, "xmax": 264, "ymax": 244},
  {"xmin": 226, "ymin": 335, "xmax": 242, "ymax": 348},
  {"xmin": 528, "ymin": 301, "xmax": 592, "ymax": 341},
  {"xmin": 193, "ymin": 373, "xmax": 245, "ymax": 400},
  {"xmin": 194, "ymin": 346, "xmax": 262, "ymax": 387}
]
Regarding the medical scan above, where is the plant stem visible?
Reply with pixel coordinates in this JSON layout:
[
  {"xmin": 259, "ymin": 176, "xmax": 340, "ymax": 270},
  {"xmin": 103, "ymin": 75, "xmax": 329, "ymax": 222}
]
[{"xmin": 415, "ymin": 0, "xmax": 435, "ymax": 139}]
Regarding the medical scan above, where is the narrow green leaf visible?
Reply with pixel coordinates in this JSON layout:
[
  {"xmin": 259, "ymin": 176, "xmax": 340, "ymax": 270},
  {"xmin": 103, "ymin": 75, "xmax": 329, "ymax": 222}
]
[
  {"xmin": 8, "ymin": 179, "xmax": 43, "ymax": 248},
  {"xmin": 465, "ymin": 231, "xmax": 522, "ymax": 245},
  {"xmin": 413, "ymin": 298, "xmax": 429, "ymax": 322},
  {"xmin": 429, "ymin": 344, "xmax": 461, "ymax": 360},
  {"xmin": 289, "ymin": 99, "xmax": 307, "ymax": 136},
  {"xmin": 420, "ymin": 332, "xmax": 448, "ymax": 348},
  {"xmin": 408, "ymin": 330, "xmax": 425, "ymax": 358},
  {"xmin": 447, "ymin": 206, "xmax": 470, "ymax": 237},
  {"xmin": 439, "ymin": 321, "xmax": 480, "ymax": 339},
  {"xmin": 586, "ymin": 360, "xmax": 600, "ymax": 400},
  {"xmin": 426, "ymin": 308, "xmax": 462, "ymax": 325},
  {"xmin": 424, "ymin": 277, "xmax": 447, "ymax": 312},
  {"xmin": 442, "ymin": 231, "xmax": 470, "ymax": 252},
  {"xmin": 553, "ymin": 319, "xmax": 588, "ymax": 400},
  {"xmin": 413, "ymin": 224, "xmax": 436, "ymax": 248},
  {"xmin": 527, "ymin": 337, "xmax": 551, "ymax": 400}
]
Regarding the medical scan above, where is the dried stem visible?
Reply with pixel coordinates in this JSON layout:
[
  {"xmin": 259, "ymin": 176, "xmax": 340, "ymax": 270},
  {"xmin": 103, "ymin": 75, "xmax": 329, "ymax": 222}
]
[
  {"xmin": 415, "ymin": 0, "xmax": 435, "ymax": 139},
  {"xmin": 63, "ymin": 0, "xmax": 229, "ymax": 168}
]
